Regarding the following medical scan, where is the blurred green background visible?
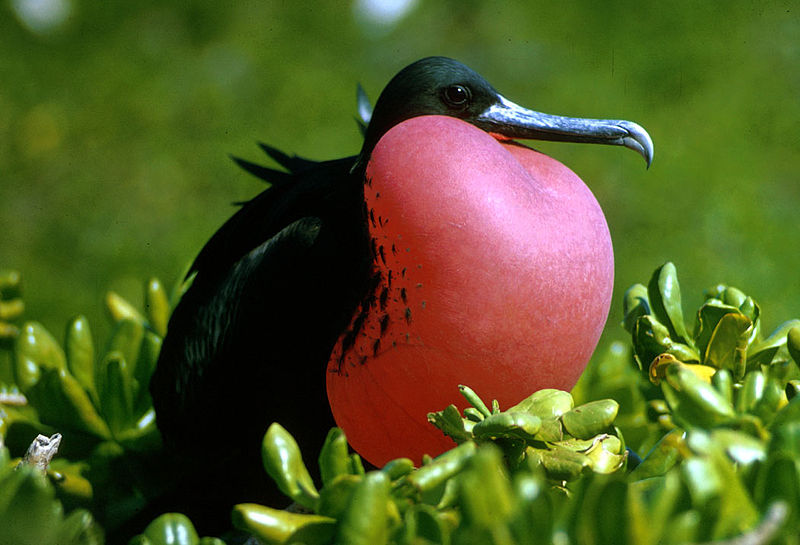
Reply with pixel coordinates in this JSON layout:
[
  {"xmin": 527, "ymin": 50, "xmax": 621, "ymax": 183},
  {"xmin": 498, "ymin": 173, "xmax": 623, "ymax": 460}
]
[{"xmin": 1, "ymin": 0, "xmax": 798, "ymax": 349}]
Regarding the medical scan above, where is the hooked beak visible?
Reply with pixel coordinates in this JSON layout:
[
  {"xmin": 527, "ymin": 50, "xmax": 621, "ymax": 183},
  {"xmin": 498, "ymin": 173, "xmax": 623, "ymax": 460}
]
[{"xmin": 476, "ymin": 95, "xmax": 654, "ymax": 167}]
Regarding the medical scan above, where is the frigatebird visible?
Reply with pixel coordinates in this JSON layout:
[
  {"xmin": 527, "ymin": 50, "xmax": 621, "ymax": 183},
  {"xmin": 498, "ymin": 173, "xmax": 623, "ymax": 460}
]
[{"xmin": 149, "ymin": 57, "xmax": 652, "ymax": 516}]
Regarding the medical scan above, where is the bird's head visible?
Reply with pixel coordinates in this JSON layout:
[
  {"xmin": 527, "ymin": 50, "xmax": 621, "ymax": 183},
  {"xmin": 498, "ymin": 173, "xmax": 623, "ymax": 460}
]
[{"xmin": 359, "ymin": 56, "xmax": 653, "ymax": 167}]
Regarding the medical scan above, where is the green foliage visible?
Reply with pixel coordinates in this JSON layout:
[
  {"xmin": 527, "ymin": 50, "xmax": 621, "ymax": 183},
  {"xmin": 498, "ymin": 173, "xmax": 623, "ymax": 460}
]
[
  {"xmin": 0, "ymin": 445, "xmax": 103, "ymax": 545},
  {"xmin": 0, "ymin": 273, "xmax": 173, "ymax": 534},
  {"xmin": 128, "ymin": 513, "xmax": 224, "ymax": 545},
  {"xmin": 223, "ymin": 262, "xmax": 800, "ymax": 545},
  {"xmin": 5, "ymin": 263, "xmax": 800, "ymax": 543},
  {"xmin": 428, "ymin": 386, "xmax": 626, "ymax": 479}
]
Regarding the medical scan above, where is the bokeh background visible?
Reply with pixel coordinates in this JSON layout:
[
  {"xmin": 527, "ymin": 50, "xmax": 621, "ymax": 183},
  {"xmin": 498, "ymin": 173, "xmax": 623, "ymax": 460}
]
[{"xmin": 2, "ymin": 1, "xmax": 798, "ymax": 357}]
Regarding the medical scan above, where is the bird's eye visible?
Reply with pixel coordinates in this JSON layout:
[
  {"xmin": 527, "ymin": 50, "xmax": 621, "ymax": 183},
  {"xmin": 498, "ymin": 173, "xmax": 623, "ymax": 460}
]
[{"xmin": 442, "ymin": 85, "xmax": 471, "ymax": 109}]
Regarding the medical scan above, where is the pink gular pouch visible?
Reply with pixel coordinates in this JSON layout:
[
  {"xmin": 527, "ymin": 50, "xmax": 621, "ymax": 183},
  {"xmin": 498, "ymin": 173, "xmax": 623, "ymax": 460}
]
[{"xmin": 327, "ymin": 115, "xmax": 613, "ymax": 467}]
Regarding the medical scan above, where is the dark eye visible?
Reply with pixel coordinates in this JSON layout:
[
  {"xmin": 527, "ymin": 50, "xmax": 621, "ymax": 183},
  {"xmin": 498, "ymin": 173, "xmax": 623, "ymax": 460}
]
[{"xmin": 442, "ymin": 85, "xmax": 471, "ymax": 109}]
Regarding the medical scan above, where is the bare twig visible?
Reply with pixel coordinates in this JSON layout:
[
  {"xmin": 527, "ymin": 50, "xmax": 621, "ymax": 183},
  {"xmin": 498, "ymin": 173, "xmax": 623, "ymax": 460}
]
[
  {"xmin": 691, "ymin": 502, "xmax": 788, "ymax": 545},
  {"xmin": 16, "ymin": 433, "xmax": 62, "ymax": 473}
]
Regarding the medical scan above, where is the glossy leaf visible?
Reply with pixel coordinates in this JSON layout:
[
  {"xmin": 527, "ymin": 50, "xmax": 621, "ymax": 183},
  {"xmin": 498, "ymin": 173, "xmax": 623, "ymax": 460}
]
[
  {"xmin": 105, "ymin": 291, "xmax": 147, "ymax": 326},
  {"xmin": 737, "ymin": 370, "xmax": 765, "ymax": 413},
  {"xmin": 711, "ymin": 368, "xmax": 733, "ymax": 405},
  {"xmin": 26, "ymin": 368, "xmax": 110, "ymax": 439},
  {"xmin": 133, "ymin": 331, "xmax": 161, "ymax": 416},
  {"xmin": 319, "ymin": 427, "xmax": 350, "ymax": 485},
  {"xmin": 98, "ymin": 352, "xmax": 135, "ymax": 437},
  {"xmin": 472, "ymin": 411, "xmax": 542, "ymax": 441},
  {"xmin": 232, "ymin": 503, "xmax": 335, "ymax": 545},
  {"xmin": 458, "ymin": 445, "xmax": 514, "ymax": 528},
  {"xmin": 647, "ymin": 262, "xmax": 692, "ymax": 346},
  {"xmin": 788, "ymin": 325, "xmax": 800, "ymax": 364},
  {"xmin": 704, "ymin": 312, "xmax": 751, "ymax": 380},
  {"xmin": 662, "ymin": 363, "xmax": 736, "ymax": 428},
  {"xmin": 694, "ymin": 300, "xmax": 740, "ymax": 358},
  {"xmin": 317, "ymin": 474, "xmax": 361, "ymax": 519},
  {"xmin": 336, "ymin": 471, "xmax": 391, "ymax": 545},
  {"xmin": 401, "ymin": 504, "xmax": 450, "ymax": 545},
  {"xmin": 13, "ymin": 321, "xmax": 67, "ymax": 392},
  {"xmin": 406, "ymin": 441, "xmax": 476, "ymax": 495},
  {"xmin": 748, "ymin": 319, "xmax": 800, "ymax": 366},
  {"xmin": 508, "ymin": 388, "xmax": 574, "ymax": 419},
  {"xmin": 141, "ymin": 513, "xmax": 199, "ymax": 545},
  {"xmin": 535, "ymin": 448, "xmax": 591, "ymax": 481},
  {"xmin": 105, "ymin": 319, "xmax": 144, "ymax": 380},
  {"xmin": 458, "ymin": 384, "xmax": 491, "ymax": 418},
  {"xmin": 64, "ymin": 315, "xmax": 96, "ymax": 403},
  {"xmin": 629, "ymin": 429, "xmax": 685, "ymax": 480},
  {"xmin": 145, "ymin": 278, "xmax": 170, "ymax": 337},
  {"xmin": 709, "ymin": 429, "xmax": 766, "ymax": 466},
  {"xmin": 261, "ymin": 423, "xmax": 319, "ymax": 510},
  {"xmin": 576, "ymin": 476, "xmax": 629, "ymax": 545},
  {"xmin": 381, "ymin": 457, "xmax": 415, "ymax": 481},
  {"xmin": 427, "ymin": 404, "xmax": 471, "ymax": 444},
  {"xmin": 561, "ymin": 399, "xmax": 619, "ymax": 440},
  {"xmin": 622, "ymin": 283, "xmax": 650, "ymax": 334}
]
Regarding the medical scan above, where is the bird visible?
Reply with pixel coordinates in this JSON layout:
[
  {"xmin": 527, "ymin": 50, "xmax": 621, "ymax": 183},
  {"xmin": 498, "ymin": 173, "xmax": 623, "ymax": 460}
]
[{"xmin": 148, "ymin": 56, "xmax": 653, "ymax": 521}]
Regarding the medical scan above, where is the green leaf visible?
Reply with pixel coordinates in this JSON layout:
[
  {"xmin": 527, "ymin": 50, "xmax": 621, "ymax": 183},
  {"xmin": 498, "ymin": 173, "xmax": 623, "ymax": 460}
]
[
  {"xmin": 748, "ymin": 319, "xmax": 800, "ymax": 366},
  {"xmin": 402, "ymin": 504, "xmax": 451, "ymax": 545},
  {"xmin": 787, "ymin": 325, "xmax": 800, "ymax": 364},
  {"xmin": 0, "ymin": 466, "xmax": 63, "ymax": 545},
  {"xmin": 405, "ymin": 441, "xmax": 476, "ymax": 496},
  {"xmin": 694, "ymin": 300, "xmax": 740, "ymax": 358},
  {"xmin": 427, "ymin": 404, "xmax": 471, "ymax": 443},
  {"xmin": 754, "ymin": 455, "xmax": 800, "ymax": 530},
  {"xmin": 105, "ymin": 319, "xmax": 144, "ymax": 380},
  {"xmin": 662, "ymin": 363, "xmax": 736, "ymax": 429},
  {"xmin": 458, "ymin": 385, "xmax": 491, "ymax": 418},
  {"xmin": 65, "ymin": 315, "xmax": 97, "ymax": 404},
  {"xmin": 317, "ymin": 474, "xmax": 361, "ymax": 519},
  {"xmin": 105, "ymin": 291, "xmax": 147, "ymax": 326},
  {"xmin": 622, "ymin": 283, "xmax": 651, "ymax": 334},
  {"xmin": 561, "ymin": 400, "xmax": 619, "ymax": 440},
  {"xmin": 144, "ymin": 278, "xmax": 170, "ymax": 337},
  {"xmin": 509, "ymin": 471, "xmax": 553, "ymax": 543},
  {"xmin": 710, "ymin": 369, "xmax": 733, "ymax": 405},
  {"xmin": 261, "ymin": 423, "xmax": 319, "ymax": 510},
  {"xmin": 98, "ymin": 352, "xmax": 135, "ymax": 437},
  {"xmin": 628, "ymin": 471, "xmax": 682, "ymax": 545},
  {"xmin": 583, "ymin": 435, "xmax": 626, "ymax": 474},
  {"xmin": 704, "ymin": 312, "xmax": 752, "ymax": 379},
  {"xmin": 736, "ymin": 370, "xmax": 765, "ymax": 413},
  {"xmin": 141, "ymin": 513, "xmax": 199, "ymax": 545},
  {"xmin": 534, "ymin": 447, "xmax": 591, "ymax": 481},
  {"xmin": 336, "ymin": 471, "xmax": 390, "ymax": 545},
  {"xmin": 318, "ymin": 427, "xmax": 350, "ymax": 485},
  {"xmin": 629, "ymin": 429, "xmax": 685, "ymax": 481},
  {"xmin": 647, "ymin": 262, "xmax": 693, "ymax": 346},
  {"xmin": 232, "ymin": 503, "xmax": 335, "ymax": 545},
  {"xmin": 458, "ymin": 445, "xmax": 514, "ymax": 528},
  {"xmin": 577, "ymin": 477, "xmax": 629, "ymax": 545},
  {"xmin": 381, "ymin": 457, "xmax": 415, "ymax": 481},
  {"xmin": 709, "ymin": 429, "xmax": 766, "ymax": 466},
  {"xmin": 507, "ymin": 388, "xmax": 574, "ymax": 419},
  {"xmin": 133, "ymin": 331, "xmax": 161, "ymax": 416},
  {"xmin": 26, "ymin": 367, "xmax": 111, "ymax": 439},
  {"xmin": 13, "ymin": 321, "xmax": 67, "ymax": 392},
  {"xmin": 472, "ymin": 412, "xmax": 542, "ymax": 441}
]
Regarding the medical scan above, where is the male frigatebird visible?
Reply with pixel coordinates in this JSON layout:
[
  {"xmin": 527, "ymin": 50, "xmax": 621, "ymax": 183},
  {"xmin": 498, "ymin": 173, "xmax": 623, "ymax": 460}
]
[{"xmin": 149, "ymin": 57, "xmax": 652, "ymax": 512}]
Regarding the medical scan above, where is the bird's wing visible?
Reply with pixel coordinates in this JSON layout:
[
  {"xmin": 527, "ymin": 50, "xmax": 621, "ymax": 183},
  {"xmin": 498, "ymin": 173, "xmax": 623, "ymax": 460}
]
[
  {"xmin": 151, "ymin": 154, "xmax": 368, "ymax": 455},
  {"xmin": 152, "ymin": 216, "xmax": 335, "ymax": 449},
  {"xmin": 187, "ymin": 155, "xmax": 357, "ymax": 283}
]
